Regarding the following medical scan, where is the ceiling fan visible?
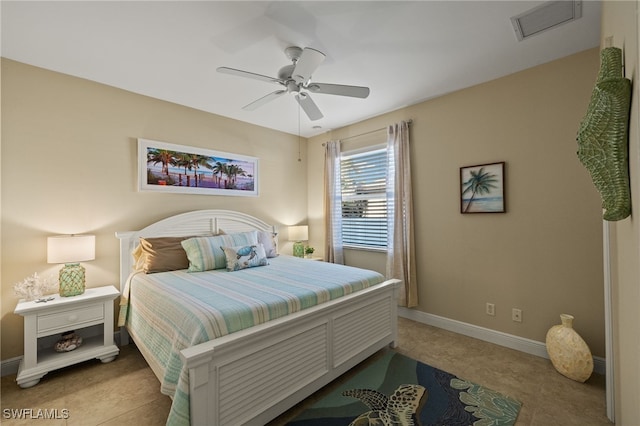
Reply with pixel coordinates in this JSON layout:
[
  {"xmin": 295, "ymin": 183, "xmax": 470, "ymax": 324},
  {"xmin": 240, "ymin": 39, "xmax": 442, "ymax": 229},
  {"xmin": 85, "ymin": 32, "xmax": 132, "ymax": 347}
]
[{"xmin": 217, "ymin": 46, "xmax": 370, "ymax": 121}]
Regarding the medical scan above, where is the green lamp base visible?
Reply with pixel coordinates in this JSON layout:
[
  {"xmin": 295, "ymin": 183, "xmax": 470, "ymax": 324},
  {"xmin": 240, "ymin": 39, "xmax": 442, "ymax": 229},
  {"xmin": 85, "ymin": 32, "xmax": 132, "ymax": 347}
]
[
  {"xmin": 293, "ymin": 241, "xmax": 305, "ymax": 258},
  {"xmin": 59, "ymin": 263, "xmax": 86, "ymax": 297}
]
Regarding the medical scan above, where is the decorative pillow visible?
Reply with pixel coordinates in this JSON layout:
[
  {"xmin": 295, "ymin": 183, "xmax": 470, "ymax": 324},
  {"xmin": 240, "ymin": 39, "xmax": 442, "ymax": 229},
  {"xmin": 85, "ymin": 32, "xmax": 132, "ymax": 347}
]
[
  {"xmin": 132, "ymin": 244, "xmax": 145, "ymax": 272},
  {"xmin": 257, "ymin": 230, "xmax": 279, "ymax": 258},
  {"xmin": 138, "ymin": 236, "xmax": 193, "ymax": 273},
  {"xmin": 222, "ymin": 244, "xmax": 268, "ymax": 272},
  {"xmin": 220, "ymin": 228, "xmax": 279, "ymax": 258},
  {"xmin": 181, "ymin": 231, "xmax": 258, "ymax": 272}
]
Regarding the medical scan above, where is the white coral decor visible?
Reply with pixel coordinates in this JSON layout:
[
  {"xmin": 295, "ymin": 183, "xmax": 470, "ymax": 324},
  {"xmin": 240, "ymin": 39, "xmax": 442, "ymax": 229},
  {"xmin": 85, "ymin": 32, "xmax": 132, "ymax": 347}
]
[{"xmin": 14, "ymin": 273, "xmax": 58, "ymax": 301}]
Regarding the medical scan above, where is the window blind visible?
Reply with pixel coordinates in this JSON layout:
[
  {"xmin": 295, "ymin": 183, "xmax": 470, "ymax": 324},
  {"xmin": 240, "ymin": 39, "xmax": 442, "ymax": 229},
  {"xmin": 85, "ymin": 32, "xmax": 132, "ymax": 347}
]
[{"xmin": 340, "ymin": 148, "xmax": 388, "ymax": 248}]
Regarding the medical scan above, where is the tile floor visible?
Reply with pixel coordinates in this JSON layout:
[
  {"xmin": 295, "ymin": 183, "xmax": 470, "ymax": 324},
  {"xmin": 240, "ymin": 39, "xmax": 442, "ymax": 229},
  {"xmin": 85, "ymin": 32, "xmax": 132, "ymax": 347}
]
[{"xmin": 1, "ymin": 317, "xmax": 611, "ymax": 425}]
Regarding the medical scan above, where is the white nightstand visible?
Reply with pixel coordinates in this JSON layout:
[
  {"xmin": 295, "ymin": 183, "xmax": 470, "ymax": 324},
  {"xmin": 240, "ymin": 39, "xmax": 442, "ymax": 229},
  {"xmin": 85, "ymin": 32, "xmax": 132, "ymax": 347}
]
[{"xmin": 14, "ymin": 285, "xmax": 120, "ymax": 388}]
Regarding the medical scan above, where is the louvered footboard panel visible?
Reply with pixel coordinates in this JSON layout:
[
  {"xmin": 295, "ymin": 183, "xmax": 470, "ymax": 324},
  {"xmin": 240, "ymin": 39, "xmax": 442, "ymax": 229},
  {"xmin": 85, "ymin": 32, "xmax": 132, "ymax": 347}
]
[
  {"xmin": 217, "ymin": 323, "xmax": 329, "ymax": 426},
  {"xmin": 333, "ymin": 297, "xmax": 393, "ymax": 368}
]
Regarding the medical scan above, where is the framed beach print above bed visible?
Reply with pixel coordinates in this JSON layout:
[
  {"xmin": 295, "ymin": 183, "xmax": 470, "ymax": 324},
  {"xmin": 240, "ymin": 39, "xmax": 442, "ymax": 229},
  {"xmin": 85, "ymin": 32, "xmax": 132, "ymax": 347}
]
[
  {"xmin": 460, "ymin": 161, "xmax": 505, "ymax": 214},
  {"xmin": 138, "ymin": 138, "xmax": 258, "ymax": 197}
]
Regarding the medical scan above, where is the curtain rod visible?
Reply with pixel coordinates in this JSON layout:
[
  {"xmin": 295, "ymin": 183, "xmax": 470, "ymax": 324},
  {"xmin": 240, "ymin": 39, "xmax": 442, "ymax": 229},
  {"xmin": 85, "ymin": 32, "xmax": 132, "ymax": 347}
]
[{"xmin": 323, "ymin": 119, "xmax": 412, "ymax": 145}]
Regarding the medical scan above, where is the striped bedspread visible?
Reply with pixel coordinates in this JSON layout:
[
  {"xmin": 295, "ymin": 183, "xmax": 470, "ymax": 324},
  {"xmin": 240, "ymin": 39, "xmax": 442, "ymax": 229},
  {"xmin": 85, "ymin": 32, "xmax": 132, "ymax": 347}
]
[{"xmin": 118, "ymin": 255, "xmax": 385, "ymax": 426}]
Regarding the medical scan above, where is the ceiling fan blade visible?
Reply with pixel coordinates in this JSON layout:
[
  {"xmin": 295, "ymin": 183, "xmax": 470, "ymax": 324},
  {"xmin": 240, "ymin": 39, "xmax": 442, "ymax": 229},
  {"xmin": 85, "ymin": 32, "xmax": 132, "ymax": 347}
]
[
  {"xmin": 306, "ymin": 82, "xmax": 370, "ymax": 99},
  {"xmin": 291, "ymin": 47, "xmax": 325, "ymax": 85},
  {"xmin": 217, "ymin": 67, "xmax": 282, "ymax": 84},
  {"xmin": 243, "ymin": 90, "xmax": 286, "ymax": 111},
  {"xmin": 296, "ymin": 93, "xmax": 323, "ymax": 121}
]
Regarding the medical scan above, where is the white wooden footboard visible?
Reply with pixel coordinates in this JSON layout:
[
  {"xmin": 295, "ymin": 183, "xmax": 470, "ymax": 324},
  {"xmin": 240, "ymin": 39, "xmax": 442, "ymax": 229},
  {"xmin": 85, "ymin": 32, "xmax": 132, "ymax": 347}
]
[{"xmin": 181, "ymin": 278, "xmax": 400, "ymax": 426}]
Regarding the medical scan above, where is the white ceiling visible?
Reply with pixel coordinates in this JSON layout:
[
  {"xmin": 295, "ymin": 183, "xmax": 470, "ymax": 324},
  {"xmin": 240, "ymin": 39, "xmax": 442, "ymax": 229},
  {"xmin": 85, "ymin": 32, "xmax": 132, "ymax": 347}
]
[{"xmin": 1, "ymin": 1, "xmax": 601, "ymax": 137}]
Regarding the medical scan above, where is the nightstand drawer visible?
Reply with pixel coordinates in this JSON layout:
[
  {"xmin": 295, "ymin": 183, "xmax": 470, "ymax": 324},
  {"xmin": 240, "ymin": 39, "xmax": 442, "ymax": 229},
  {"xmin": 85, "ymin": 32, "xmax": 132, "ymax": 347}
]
[{"xmin": 37, "ymin": 303, "xmax": 104, "ymax": 335}]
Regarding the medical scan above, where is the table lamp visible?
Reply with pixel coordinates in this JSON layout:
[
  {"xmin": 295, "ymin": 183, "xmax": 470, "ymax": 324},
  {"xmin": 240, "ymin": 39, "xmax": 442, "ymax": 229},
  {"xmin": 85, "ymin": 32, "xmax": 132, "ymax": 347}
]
[
  {"xmin": 289, "ymin": 225, "xmax": 308, "ymax": 258},
  {"xmin": 47, "ymin": 234, "xmax": 95, "ymax": 297}
]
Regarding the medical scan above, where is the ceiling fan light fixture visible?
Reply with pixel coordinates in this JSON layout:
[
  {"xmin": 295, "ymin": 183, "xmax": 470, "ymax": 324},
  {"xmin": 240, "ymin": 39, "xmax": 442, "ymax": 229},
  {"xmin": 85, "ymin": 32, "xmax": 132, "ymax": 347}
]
[
  {"xmin": 286, "ymin": 80, "xmax": 300, "ymax": 93},
  {"xmin": 217, "ymin": 45, "xmax": 369, "ymax": 121},
  {"xmin": 293, "ymin": 75, "xmax": 309, "ymax": 85}
]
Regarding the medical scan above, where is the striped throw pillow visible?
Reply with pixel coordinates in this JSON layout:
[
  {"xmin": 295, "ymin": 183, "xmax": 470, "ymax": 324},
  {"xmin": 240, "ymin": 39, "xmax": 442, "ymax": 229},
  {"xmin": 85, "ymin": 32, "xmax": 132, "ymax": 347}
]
[{"xmin": 181, "ymin": 231, "xmax": 258, "ymax": 272}]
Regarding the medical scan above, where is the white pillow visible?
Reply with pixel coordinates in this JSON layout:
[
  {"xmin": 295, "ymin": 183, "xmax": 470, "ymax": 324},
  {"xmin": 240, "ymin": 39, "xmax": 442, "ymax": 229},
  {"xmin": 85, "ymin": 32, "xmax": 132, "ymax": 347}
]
[{"xmin": 221, "ymin": 244, "xmax": 269, "ymax": 272}]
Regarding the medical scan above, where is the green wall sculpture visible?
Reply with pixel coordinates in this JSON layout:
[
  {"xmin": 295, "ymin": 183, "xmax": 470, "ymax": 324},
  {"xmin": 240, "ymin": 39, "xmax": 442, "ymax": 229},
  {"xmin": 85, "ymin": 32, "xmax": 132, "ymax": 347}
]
[{"xmin": 577, "ymin": 47, "xmax": 632, "ymax": 221}]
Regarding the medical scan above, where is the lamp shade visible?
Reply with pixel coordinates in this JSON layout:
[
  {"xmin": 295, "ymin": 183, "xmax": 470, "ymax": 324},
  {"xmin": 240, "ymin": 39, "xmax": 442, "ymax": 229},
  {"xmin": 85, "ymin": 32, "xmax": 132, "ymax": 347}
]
[
  {"xmin": 288, "ymin": 225, "xmax": 309, "ymax": 242},
  {"xmin": 47, "ymin": 235, "xmax": 96, "ymax": 264}
]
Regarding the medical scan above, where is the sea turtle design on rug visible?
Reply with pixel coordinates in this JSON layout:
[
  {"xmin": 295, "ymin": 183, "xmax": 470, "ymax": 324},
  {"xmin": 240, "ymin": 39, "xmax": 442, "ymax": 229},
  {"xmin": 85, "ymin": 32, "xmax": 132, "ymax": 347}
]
[{"xmin": 342, "ymin": 384, "xmax": 428, "ymax": 426}]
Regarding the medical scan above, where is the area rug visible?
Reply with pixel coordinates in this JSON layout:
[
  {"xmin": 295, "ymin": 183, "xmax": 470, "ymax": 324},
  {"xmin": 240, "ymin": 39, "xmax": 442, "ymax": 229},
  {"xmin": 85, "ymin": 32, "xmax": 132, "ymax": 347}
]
[{"xmin": 287, "ymin": 351, "xmax": 522, "ymax": 426}]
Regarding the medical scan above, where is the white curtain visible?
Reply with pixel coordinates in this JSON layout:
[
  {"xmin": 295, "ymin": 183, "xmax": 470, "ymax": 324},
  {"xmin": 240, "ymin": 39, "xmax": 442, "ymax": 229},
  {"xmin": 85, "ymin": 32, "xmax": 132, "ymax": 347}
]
[
  {"xmin": 386, "ymin": 121, "xmax": 418, "ymax": 307},
  {"xmin": 324, "ymin": 140, "xmax": 344, "ymax": 264}
]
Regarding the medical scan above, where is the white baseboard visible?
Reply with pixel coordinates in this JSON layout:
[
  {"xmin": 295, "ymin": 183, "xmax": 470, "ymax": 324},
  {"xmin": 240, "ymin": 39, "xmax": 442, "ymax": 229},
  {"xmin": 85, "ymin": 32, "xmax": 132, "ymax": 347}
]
[
  {"xmin": 1, "ymin": 330, "xmax": 124, "ymax": 378},
  {"xmin": 3, "ymin": 315, "xmax": 605, "ymax": 378},
  {"xmin": 1, "ymin": 357, "xmax": 22, "ymax": 377},
  {"xmin": 398, "ymin": 307, "xmax": 606, "ymax": 376}
]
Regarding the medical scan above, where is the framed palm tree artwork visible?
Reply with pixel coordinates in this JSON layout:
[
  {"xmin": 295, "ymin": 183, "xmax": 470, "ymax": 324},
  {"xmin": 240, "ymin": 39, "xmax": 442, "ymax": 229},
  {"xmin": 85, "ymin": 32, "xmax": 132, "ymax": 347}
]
[
  {"xmin": 138, "ymin": 138, "xmax": 258, "ymax": 196},
  {"xmin": 460, "ymin": 162, "xmax": 505, "ymax": 214}
]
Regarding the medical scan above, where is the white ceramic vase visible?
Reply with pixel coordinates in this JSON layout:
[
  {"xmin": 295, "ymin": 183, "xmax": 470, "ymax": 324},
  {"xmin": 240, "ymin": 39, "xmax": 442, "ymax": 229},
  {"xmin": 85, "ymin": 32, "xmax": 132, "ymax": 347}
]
[{"xmin": 545, "ymin": 314, "xmax": 593, "ymax": 382}]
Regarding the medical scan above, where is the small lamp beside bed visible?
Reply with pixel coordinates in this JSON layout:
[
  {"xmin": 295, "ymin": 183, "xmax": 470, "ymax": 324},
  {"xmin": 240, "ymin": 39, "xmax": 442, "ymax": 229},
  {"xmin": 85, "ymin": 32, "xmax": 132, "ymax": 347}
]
[
  {"xmin": 47, "ymin": 234, "xmax": 95, "ymax": 297},
  {"xmin": 288, "ymin": 225, "xmax": 308, "ymax": 258}
]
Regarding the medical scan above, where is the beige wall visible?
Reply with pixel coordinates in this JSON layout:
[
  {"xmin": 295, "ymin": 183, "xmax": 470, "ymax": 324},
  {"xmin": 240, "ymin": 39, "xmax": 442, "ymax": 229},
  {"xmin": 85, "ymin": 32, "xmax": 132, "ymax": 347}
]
[
  {"xmin": 4, "ymin": 23, "xmax": 636, "ymax": 420},
  {"xmin": 1, "ymin": 59, "xmax": 308, "ymax": 360},
  {"xmin": 601, "ymin": 1, "xmax": 640, "ymax": 423},
  {"xmin": 310, "ymin": 49, "xmax": 605, "ymax": 356}
]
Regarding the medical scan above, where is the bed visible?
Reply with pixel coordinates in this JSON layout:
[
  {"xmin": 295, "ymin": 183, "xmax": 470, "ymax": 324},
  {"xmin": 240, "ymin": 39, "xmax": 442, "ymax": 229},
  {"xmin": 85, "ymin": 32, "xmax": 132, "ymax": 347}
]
[{"xmin": 116, "ymin": 209, "xmax": 401, "ymax": 426}]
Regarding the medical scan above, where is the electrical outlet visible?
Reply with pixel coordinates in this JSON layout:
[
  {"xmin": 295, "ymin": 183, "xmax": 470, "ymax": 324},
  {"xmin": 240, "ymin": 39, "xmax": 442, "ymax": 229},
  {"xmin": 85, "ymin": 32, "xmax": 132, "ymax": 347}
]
[
  {"xmin": 512, "ymin": 308, "xmax": 522, "ymax": 322},
  {"xmin": 486, "ymin": 303, "xmax": 495, "ymax": 316}
]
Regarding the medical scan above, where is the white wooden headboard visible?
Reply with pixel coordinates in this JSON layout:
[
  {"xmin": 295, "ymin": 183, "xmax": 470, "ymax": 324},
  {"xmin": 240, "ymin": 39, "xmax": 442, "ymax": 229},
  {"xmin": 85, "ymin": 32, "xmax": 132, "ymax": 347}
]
[{"xmin": 115, "ymin": 209, "xmax": 277, "ymax": 291}]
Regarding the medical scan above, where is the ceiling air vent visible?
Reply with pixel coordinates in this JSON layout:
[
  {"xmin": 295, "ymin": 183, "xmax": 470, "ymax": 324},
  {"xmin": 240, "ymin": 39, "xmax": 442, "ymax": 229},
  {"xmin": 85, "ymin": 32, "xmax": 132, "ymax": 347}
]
[{"xmin": 511, "ymin": 0, "xmax": 582, "ymax": 41}]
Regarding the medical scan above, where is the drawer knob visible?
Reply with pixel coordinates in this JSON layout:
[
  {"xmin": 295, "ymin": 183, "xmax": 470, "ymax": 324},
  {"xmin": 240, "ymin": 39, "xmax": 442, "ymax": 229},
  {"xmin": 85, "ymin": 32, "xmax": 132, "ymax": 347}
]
[{"xmin": 67, "ymin": 314, "xmax": 78, "ymax": 322}]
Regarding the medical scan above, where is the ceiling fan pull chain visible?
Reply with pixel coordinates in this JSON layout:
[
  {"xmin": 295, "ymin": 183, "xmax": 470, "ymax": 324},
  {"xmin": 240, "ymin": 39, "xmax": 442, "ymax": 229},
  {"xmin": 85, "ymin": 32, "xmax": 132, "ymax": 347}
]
[{"xmin": 298, "ymin": 100, "xmax": 302, "ymax": 162}]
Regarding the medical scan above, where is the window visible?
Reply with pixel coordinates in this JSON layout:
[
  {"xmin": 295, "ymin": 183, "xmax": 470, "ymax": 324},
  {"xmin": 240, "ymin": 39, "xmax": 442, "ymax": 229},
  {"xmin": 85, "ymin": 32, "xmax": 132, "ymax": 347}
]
[{"xmin": 340, "ymin": 146, "xmax": 388, "ymax": 249}]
